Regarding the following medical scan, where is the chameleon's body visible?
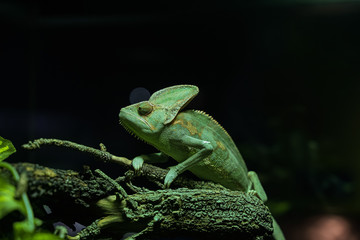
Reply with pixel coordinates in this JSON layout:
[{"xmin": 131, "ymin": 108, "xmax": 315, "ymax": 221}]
[
  {"xmin": 160, "ymin": 109, "xmax": 249, "ymax": 191},
  {"xmin": 119, "ymin": 85, "xmax": 285, "ymax": 240}
]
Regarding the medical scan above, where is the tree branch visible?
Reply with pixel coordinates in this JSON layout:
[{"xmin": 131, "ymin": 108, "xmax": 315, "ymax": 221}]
[{"xmin": 13, "ymin": 138, "xmax": 274, "ymax": 239}]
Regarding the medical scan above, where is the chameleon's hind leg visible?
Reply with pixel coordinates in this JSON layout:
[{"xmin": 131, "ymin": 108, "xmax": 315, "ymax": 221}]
[
  {"xmin": 247, "ymin": 172, "xmax": 285, "ymax": 240},
  {"xmin": 247, "ymin": 171, "xmax": 268, "ymax": 202}
]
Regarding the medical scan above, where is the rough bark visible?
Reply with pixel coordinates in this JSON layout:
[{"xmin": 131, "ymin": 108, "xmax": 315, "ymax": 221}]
[
  {"xmin": 0, "ymin": 139, "xmax": 274, "ymax": 239},
  {"xmin": 89, "ymin": 188, "xmax": 273, "ymax": 240},
  {"xmin": 0, "ymin": 162, "xmax": 273, "ymax": 240}
]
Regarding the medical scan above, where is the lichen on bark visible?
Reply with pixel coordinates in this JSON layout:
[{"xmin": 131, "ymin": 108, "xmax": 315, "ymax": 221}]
[
  {"xmin": 0, "ymin": 138, "xmax": 275, "ymax": 239},
  {"xmin": 76, "ymin": 188, "xmax": 273, "ymax": 240}
]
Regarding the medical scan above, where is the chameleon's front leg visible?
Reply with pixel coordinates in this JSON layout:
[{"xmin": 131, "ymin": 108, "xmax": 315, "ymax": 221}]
[
  {"xmin": 164, "ymin": 135, "xmax": 213, "ymax": 188},
  {"xmin": 132, "ymin": 152, "xmax": 169, "ymax": 174}
]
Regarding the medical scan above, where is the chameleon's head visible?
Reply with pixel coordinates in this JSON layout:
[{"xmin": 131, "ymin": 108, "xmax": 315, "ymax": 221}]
[
  {"xmin": 119, "ymin": 100, "xmax": 166, "ymax": 139},
  {"xmin": 119, "ymin": 85, "xmax": 199, "ymax": 142}
]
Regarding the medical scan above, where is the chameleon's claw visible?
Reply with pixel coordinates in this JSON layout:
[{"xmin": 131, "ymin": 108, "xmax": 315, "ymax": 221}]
[
  {"xmin": 164, "ymin": 167, "xmax": 178, "ymax": 188},
  {"xmin": 132, "ymin": 157, "xmax": 144, "ymax": 175},
  {"xmin": 247, "ymin": 190, "xmax": 258, "ymax": 197}
]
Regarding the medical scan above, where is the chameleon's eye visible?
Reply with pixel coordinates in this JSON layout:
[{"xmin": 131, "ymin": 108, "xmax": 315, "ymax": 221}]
[{"xmin": 138, "ymin": 102, "xmax": 153, "ymax": 116}]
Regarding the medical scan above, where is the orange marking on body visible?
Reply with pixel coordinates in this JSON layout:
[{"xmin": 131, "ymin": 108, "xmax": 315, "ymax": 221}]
[
  {"xmin": 172, "ymin": 118, "xmax": 201, "ymax": 136},
  {"xmin": 216, "ymin": 141, "xmax": 226, "ymax": 151}
]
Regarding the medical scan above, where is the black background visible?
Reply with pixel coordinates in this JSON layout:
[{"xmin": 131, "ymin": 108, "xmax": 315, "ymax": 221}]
[{"xmin": 1, "ymin": 1, "xmax": 360, "ymax": 239}]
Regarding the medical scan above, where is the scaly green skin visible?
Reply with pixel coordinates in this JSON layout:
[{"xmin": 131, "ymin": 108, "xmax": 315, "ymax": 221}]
[
  {"xmin": 161, "ymin": 109, "xmax": 250, "ymax": 191},
  {"xmin": 119, "ymin": 85, "xmax": 285, "ymax": 240}
]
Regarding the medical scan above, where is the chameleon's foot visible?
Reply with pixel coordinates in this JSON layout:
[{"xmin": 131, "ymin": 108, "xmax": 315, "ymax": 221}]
[
  {"xmin": 132, "ymin": 157, "xmax": 144, "ymax": 175},
  {"xmin": 164, "ymin": 167, "xmax": 178, "ymax": 188}
]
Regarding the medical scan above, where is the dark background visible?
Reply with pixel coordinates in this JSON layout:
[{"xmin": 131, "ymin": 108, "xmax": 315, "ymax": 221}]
[{"xmin": 1, "ymin": 0, "xmax": 360, "ymax": 239}]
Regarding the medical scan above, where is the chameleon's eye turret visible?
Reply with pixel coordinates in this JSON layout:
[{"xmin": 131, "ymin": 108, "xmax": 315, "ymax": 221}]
[{"xmin": 138, "ymin": 102, "xmax": 153, "ymax": 116}]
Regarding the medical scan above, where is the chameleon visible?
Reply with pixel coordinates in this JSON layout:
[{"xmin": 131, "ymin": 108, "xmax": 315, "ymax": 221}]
[{"xmin": 119, "ymin": 85, "xmax": 285, "ymax": 240}]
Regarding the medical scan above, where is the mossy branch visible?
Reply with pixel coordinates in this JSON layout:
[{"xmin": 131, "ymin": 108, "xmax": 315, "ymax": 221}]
[
  {"xmin": 1, "ymin": 162, "xmax": 273, "ymax": 240},
  {"xmin": 22, "ymin": 138, "xmax": 225, "ymax": 190},
  {"xmin": 18, "ymin": 138, "xmax": 274, "ymax": 239}
]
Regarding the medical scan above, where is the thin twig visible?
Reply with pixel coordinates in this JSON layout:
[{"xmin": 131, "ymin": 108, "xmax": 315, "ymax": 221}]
[{"xmin": 22, "ymin": 138, "xmax": 132, "ymax": 167}]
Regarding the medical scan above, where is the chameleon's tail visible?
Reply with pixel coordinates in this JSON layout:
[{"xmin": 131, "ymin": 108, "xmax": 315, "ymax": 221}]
[{"xmin": 272, "ymin": 216, "xmax": 286, "ymax": 240}]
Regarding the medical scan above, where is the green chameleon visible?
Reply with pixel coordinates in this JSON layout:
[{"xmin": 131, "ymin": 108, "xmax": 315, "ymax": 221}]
[{"xmin": 119, "ymin": 85, "xmax": 285, "ymax": 240}]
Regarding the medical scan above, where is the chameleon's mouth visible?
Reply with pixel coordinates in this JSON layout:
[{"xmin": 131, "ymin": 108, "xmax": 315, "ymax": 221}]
[
  {"xmin": 119, "ymin": 118, "xmax": 145, "ymax": 144},
  {"xmin": 119, "ymin": 118, "xmax": 133, "ymax": 136},
  {"xmin": 118, "ymin": 108, "xmax": 148, "ymax": 143}
]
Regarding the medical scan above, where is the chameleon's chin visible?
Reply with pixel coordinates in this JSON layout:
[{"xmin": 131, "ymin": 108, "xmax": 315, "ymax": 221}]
[
  {"xmin": 119, "ymin": 107, "xmax": 151, "ymax": 142},
  {"xmin": 119, "ymin": 108, "xmax": 135, "ymax": 133}
]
